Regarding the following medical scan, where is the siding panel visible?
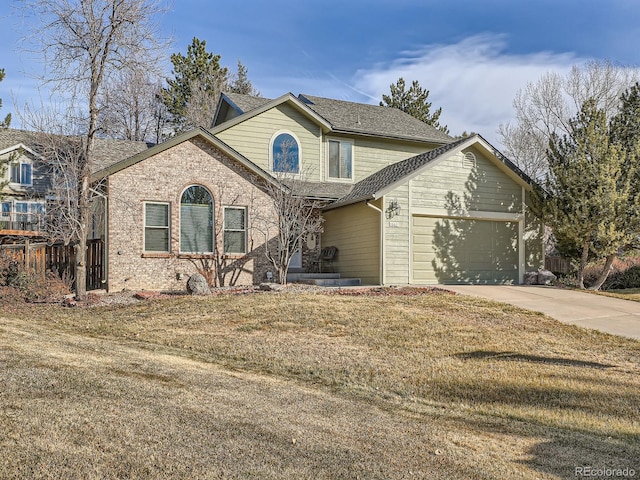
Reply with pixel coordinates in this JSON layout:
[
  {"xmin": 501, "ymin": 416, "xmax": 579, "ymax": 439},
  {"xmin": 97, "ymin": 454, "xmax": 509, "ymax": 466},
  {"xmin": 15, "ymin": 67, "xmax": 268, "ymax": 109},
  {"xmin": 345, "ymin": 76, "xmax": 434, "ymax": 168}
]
[{"xmin": 322, "ymin": 202, "xmax": 380, "ymax": 284}]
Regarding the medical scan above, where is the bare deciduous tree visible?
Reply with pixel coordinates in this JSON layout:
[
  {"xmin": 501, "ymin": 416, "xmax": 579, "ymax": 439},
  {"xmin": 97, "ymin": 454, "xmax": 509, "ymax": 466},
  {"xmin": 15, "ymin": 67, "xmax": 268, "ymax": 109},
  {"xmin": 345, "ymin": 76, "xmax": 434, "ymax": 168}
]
[
  {"xmin": 255, "ymin": 140, "xmax": 325, "ymax": 283},
  {"xmin": 257, "ymin": 177, "xmax": 324, "ymax": 284},
  {"xmin": 18, "ymin": 0, "xmax": 168, "ymax": 299},
  {"xmin": 98, "ymin": 68, "xmax": 167, "ymax": 143},
  {"xmin": 499, "ymin": 60, "xmax": 640, "ymax": 180}
]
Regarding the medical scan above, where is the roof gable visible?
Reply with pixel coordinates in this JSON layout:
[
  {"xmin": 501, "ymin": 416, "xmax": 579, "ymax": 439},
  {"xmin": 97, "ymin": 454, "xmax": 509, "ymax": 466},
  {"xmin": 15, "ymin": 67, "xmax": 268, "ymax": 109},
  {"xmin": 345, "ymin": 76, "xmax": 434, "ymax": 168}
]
[
  {"xmin": 327, "ymin": 134, "xmax": 533, "ymax": 210},
  {"xmin": 211, "ymin": 93, "xmax": 332, "ymax": 135},
  {"xmin": 92, "ymin": 127, "xmax": 281, "ymax": 190}
]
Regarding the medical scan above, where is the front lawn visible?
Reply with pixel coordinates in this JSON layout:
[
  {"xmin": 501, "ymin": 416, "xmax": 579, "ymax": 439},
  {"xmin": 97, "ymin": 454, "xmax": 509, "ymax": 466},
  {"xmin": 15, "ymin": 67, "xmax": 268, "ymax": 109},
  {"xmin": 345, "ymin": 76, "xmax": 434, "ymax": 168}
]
[{"xmin": 1, "ymin": 289, "xmax": 638, "ymax": 479}]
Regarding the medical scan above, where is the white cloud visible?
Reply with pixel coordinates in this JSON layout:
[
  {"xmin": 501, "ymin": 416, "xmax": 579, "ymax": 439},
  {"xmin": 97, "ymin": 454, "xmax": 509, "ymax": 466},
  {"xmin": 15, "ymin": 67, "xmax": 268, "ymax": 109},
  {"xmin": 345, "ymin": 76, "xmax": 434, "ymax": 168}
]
[{"xmin": 352, "ymin": 34, "xmax": 586, "ymax": 146}]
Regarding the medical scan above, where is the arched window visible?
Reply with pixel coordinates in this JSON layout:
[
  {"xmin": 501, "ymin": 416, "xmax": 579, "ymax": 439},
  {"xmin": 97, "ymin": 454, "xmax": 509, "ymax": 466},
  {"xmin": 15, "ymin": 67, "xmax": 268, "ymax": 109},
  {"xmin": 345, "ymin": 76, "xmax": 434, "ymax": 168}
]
[
  {"xmin": 272, "ymin": 132, "xmax": 300, "ymax": 173},
  {"xmin": 180, "ymin": 185, "xmax": 214, "ymax": 253}
]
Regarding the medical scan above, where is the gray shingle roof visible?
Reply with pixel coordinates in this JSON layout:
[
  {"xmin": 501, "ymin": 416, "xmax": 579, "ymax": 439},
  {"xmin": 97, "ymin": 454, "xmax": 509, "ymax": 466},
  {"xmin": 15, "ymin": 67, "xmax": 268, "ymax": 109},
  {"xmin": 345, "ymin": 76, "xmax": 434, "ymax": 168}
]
[
  {"xmin": 330, "ymin": 136, "xmax": 471, "ymax": 207},
  {"xmin": 217, "ymin": 93, "xmax": 454, "ymax": 144},
  {"xmin": 223, "ymin": 92, "xmax": 272, "ymax": 113},
  {"xmin": 0, "ymin": 128, "xmax": 151, "ymax": 173},
  {"xmin": 285, "ymin": 180, "xmax": 353, "ymax": 200},
  {"xmin": 299, "ymin": 94, "xmax": 453, "ymax": 144}
]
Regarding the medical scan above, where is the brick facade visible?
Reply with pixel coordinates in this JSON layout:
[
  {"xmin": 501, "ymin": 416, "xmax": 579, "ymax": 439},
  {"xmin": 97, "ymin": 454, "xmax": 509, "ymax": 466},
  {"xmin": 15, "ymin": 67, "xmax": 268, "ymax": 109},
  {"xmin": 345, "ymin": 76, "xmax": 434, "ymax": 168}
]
[{"xmin": 106, "ymin": 137, "xmax": 278, "ymax": 291}]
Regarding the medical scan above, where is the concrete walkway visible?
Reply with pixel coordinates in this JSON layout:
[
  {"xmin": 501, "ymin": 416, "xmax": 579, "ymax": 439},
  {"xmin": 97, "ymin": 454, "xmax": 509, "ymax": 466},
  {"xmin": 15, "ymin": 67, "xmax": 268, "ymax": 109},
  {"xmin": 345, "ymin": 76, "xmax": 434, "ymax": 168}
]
[{"xmin": 442, "ymin": 285, "xmax": 640, "ymax": 341}]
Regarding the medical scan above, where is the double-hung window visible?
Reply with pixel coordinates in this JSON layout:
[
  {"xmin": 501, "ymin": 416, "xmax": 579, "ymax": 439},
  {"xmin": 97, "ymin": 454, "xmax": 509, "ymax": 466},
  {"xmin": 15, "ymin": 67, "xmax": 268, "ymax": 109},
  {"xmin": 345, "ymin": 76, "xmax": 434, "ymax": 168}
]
[
  {"xmin": 144, "ymin": 202, "xmax": 170, "ymax": 252},
  {"xmin": 328, "ymin": 140, "xmax": 352, "ymax": 180},
  {"xmin": 10, "ymin": 162, "xmax": 32, "ymax": 186},
  {"xmin": 223, "ymin": 207, "xmax": 247, "ymax": 254}
]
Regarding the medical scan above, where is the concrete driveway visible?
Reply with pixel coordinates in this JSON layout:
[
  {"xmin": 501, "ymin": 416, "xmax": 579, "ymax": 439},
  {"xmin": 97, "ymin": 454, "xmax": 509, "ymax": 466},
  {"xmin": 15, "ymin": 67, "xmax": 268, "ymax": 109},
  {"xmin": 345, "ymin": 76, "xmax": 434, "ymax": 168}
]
[{"xmin": 442, "ymin": 285, "xmax": 640, "ymax": 341}]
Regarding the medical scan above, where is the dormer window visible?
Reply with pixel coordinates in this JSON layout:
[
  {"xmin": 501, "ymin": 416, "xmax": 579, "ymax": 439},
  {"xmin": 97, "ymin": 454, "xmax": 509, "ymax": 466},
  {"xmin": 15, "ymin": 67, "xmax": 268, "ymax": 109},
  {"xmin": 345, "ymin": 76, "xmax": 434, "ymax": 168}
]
[{"xmin": 272, "ymin": 132, "xmax": 300, "ymax": 174}]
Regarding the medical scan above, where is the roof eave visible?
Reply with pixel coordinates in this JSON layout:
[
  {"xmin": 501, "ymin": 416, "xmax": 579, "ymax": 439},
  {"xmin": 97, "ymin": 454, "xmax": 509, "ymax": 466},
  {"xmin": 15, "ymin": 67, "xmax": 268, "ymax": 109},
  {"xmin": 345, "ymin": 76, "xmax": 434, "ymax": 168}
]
[
  {"xmin": 330, "ymin": 128, "xmax": 451, "ymax": 146},
  {"xmin": 322, "ymin": 193, "xmax": 375, "ymax": 211},
  {"xmin": 210, "ymin": 93, "xmax": 333, "ymax": 135}
]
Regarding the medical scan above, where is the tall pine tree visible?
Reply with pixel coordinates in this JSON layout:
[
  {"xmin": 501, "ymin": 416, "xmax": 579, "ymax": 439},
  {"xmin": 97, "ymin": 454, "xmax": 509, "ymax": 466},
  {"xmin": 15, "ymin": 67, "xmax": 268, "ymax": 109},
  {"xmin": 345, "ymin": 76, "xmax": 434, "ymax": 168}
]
[
  {"xmin": 543, "ymin": 99, "xmax": 636, "ymax": 289},
  {"xmin": 380, "ymin": 78, "xmax": 448, "ymax": 134},
  {"xmin": 162, "ymin": 37, "xmax": 229, "ymax": 132}
]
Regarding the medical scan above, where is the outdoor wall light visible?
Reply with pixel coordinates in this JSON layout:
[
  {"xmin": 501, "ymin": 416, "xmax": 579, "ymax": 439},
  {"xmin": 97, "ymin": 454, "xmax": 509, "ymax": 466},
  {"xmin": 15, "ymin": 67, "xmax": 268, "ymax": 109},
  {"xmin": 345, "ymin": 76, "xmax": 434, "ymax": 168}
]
[{"xmin": 386, "ymin": 199, "xmax": 400, "ymax": 219}]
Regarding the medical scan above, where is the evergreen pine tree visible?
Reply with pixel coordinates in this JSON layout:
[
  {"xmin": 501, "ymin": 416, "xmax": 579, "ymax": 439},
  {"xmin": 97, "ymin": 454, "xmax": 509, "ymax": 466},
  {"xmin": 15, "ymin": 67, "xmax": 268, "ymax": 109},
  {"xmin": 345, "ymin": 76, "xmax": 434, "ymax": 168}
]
[{"xmin": 380, "ymin": 78, "xmax": 448, "ymax": 134}]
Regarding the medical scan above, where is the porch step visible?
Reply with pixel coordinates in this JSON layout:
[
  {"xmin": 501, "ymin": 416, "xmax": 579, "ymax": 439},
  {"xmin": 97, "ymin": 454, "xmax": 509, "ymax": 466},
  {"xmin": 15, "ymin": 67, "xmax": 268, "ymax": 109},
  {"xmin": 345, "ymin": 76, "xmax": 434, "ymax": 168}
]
[
  {"xmin": 306, "ymin": 277, "xmax": 362, "ymax": 287},
  {"xmin": 287, "ymin": 272, "xmax": 340, "ymax": 282}
]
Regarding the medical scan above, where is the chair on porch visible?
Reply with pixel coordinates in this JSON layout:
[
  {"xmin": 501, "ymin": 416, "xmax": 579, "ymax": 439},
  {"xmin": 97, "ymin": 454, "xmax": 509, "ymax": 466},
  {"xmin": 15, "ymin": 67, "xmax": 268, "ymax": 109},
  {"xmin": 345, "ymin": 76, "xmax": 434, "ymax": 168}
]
[{"xmin": 307, "ymin": 246, "xmax": 338, "ymax": 273}]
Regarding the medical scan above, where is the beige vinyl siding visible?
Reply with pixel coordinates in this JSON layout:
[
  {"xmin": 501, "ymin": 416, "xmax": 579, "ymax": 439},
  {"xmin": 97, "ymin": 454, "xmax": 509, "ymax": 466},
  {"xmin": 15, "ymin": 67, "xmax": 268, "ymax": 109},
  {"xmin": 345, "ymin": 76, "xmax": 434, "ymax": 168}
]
[
  {"xmin": 411, "ymin": 148, "xmax": 523, "ymax": 213},
  {"xmin": 382, "ymin": 186, "xmax": 411, "ymax": 285},
  {"xmin": 216, "ymin": 104, "xmax": 322, "ymax": 181},
  {"xmin": 322, "ymin": 202, "xmax": 380, "ymax": 285},
  {"xmin": 524, "ymin": 191, "xmax": 544, "ymax": 270},
  {"xmin": 350, "ymin": 137, "xmax": 440, "ymax": 182},
  {"xmin": 412, "ymin": 215, "xmax": 519, "ymax": 284}
]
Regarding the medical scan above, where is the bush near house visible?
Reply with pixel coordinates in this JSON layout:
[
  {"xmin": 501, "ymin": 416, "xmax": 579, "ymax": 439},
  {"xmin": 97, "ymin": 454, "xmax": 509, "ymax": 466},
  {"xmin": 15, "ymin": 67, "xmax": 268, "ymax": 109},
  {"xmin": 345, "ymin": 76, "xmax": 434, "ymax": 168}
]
[
  {"xmin": 0, "ymin": 252, "xmax": 70, "ymax": 304},
  {"xmin": 558, "ymin": 255, "xmax": 640, "ymax": 290}
]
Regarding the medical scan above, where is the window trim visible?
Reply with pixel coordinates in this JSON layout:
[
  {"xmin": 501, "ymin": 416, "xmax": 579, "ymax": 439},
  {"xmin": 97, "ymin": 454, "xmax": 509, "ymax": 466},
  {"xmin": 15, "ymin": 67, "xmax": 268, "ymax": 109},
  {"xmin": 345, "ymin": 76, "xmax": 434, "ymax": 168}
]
[
  {"xmin": 143, "ymin": 201, "xmax": 171, "ymax": 253},
  {"xmin": 326, "ymin": 138, "xmax": 354, "ymax": 182},
  {"xmin": 223, "ymin": 206, "xmax": 247, "ymax": 255},
  {"xmin": 179, "ymin": 185, "xmax": 214, "ymax": 254},
  {"xmin": 9, "ymin": 161, "xmax": 33, "ymax": 186},
  {"xmin": 269, "ymin": 130, "xmax": 302, "ymax": 175}
]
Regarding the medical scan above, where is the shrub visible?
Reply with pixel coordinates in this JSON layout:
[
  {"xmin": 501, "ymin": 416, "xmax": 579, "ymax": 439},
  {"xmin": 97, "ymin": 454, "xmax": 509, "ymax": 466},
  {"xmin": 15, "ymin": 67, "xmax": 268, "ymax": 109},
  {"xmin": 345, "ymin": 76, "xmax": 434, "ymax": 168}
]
[
  {"xmin": 582, "ymin": 256, "xmax": 640, "ymax": 290},
  {"xmin": 0, "ymin": 251, "xmax": 70, "ymax": 303}
]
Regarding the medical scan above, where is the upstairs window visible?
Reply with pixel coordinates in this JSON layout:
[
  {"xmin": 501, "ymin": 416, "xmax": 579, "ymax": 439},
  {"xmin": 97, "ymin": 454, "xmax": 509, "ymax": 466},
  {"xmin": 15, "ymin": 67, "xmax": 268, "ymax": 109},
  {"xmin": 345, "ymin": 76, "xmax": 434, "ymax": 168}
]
[
  {"xmin": 272, "ymin": 133, "xmax": 300, "ymax": 174},
  {"xmin": 10, "ymin": 162, "xmax": 32, "ymax": 186},
  {"xmin": 328, "ymin": 140, "xmax": 352, "ymax": 180},
  {"xmin": 180, "ymin": 185, "xmax": 214, "ymax": 253}
]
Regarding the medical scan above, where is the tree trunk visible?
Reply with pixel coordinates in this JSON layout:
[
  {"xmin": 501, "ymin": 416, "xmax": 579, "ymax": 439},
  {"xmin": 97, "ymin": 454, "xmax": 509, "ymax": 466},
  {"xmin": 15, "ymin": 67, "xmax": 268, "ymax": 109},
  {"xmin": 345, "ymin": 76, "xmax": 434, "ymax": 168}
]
[
  {"xmin": 588, "ymin": 253, "xmax": 617, "ymax": 291},
  {"xmin": 75, "ymin": 174, "xmax": 90, "ymax": 300},
  {"xmin": 576, "ymin": 238, "xmax": 591, "ymax": 289}
]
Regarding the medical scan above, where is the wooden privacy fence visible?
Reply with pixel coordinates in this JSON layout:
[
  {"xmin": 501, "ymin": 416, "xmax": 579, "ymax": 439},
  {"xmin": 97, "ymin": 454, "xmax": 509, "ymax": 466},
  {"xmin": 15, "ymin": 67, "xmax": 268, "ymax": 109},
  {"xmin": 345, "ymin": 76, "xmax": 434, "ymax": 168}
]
[
  {"xmin": 545, "ymin": 255, "xmax": 572, "ymax": 274},
  {"xmin": 0, "ymin": 239, "xmax": 104, "ymax": 290}
]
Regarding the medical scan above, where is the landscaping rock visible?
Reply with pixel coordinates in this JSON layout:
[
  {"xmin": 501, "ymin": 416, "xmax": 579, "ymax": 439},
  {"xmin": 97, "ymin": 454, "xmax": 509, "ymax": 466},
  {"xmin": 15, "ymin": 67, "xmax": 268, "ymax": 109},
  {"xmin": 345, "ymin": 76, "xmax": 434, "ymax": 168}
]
[
  {"xmin": 523, "ymin": 271, "xmax": 538, "ymax": 285},
  {"xmin": 186, "ymin": 274, "xmax": 211, "ymax": 295},
  {"xmin": 537, "ymin": 269, "xmax": 557, "ymax": 285}
]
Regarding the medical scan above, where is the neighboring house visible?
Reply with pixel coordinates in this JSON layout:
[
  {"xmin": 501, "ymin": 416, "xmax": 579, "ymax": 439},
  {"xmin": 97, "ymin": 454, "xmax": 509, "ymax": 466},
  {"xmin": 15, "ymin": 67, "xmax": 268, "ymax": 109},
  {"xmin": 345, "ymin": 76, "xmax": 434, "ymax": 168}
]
[
  {"xmin": 0, "ymin": 128, "xmax": 150, "ymax": 242},
  {"xmin": 0, "ymin": 129, "xmax": 49, "ymax": 237}
]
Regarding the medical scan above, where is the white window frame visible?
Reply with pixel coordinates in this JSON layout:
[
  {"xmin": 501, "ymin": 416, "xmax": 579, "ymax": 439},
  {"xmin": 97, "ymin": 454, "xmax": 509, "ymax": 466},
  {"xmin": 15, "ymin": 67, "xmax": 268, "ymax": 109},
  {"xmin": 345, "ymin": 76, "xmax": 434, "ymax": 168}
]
[
  {"xmin": 326, "ymin": 138, "xmax": 354, "ymax": 182},
  {"xmin": 143, "ymin": 201, "xmax": 171, "ymax": 253},
  {"xmin": 179, "ymin": 185, "xmax": 214, "ymax": 254},
  {"xmin": 9, "ymin": 161, "xmax": 33, "ymax": 186},
  {"xmin": 269, "ymin": 130, "xmax": 302, "ymax": 176},
  {"xmin": 223, "ymin": 206, "xmax": 247, "ymax": 255}
]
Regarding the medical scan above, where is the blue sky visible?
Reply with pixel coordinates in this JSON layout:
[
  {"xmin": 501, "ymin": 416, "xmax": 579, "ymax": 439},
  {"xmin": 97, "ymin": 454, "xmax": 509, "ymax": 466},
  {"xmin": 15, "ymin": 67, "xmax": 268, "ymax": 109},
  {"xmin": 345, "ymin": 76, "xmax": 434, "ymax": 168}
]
[{"xmin": 2, "ymin": 0, "xmax": 640, "ymax": 145}]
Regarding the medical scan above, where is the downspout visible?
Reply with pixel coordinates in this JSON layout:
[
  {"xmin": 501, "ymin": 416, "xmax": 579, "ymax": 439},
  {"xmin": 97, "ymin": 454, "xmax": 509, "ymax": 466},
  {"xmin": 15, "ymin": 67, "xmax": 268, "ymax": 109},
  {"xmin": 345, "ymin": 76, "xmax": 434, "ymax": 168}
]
[{"xmin": 365, "ymin": 199, "xmax": 384, "ymax": 285}]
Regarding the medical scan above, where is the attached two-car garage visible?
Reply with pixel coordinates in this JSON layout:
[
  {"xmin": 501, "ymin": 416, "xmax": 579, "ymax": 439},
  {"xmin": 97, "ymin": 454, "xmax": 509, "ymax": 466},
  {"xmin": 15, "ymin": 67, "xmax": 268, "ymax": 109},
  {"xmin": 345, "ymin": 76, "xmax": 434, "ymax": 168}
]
[{"xmin": 411, "ymin": 215, "xmax": 520, "ymax": 285}]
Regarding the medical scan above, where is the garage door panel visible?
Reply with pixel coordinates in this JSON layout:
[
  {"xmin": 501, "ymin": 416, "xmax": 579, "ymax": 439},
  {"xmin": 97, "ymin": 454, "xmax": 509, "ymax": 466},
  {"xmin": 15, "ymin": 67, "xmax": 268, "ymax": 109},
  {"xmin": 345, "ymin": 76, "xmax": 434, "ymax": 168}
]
[{"xmin": 411, "ymin": 215, "xmax": 518, "ymax": 285}]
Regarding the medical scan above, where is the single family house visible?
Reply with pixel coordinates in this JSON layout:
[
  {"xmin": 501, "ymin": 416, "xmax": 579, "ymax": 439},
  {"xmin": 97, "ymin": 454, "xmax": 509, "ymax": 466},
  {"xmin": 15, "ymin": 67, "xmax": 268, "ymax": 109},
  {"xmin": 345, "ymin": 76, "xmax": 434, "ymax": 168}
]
[{"xmin": 2, "ymin": 91, "xmax": 543, "ymax": 291}]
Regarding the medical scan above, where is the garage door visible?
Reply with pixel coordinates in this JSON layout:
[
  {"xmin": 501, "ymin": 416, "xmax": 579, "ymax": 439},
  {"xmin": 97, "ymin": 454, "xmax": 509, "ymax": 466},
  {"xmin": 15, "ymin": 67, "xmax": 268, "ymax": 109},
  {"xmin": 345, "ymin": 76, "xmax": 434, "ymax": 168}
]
[{"xmin": 411, "ymin": 215, "xmax": 519, "ymax": 284}]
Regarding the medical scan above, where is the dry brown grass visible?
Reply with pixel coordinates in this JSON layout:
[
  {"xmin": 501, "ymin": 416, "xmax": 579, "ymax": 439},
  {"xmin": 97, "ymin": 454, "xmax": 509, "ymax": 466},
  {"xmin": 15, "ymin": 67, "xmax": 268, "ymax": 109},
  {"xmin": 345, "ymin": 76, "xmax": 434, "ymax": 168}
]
[
  {"xmin": 1, "ymin": 290, "xmax": 639, "ymax": 479},
  {"xmin": 595, "ymin": 288, "xmax": 640, "ymax": 302}
]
